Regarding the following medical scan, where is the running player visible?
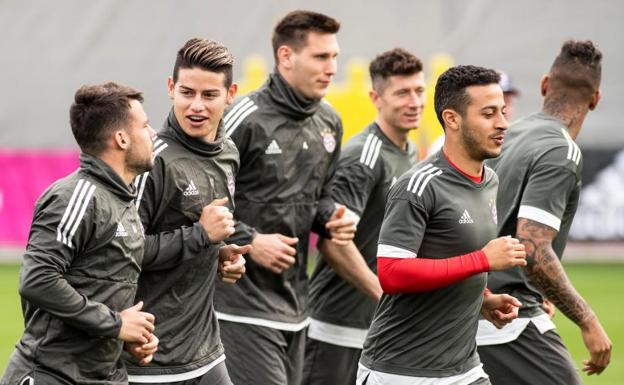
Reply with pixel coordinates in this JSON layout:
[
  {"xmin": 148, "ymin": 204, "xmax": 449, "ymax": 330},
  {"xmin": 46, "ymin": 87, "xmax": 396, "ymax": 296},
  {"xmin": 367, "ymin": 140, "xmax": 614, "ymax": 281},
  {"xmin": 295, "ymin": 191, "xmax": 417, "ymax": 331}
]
[
  {"xmin": 303, "ymin": 48, "xmax": 424, "ymax": 385},
  {"xmin": 2, "ymin": 82, "xmax": 159, "ymax": 385},
  {"xmin": 477, "ymin": 39, "xmax": 612, "ymax": 385},
  {"xmin": 357, "ymin": 65, "xmax": 527, "ymax": 385},
  {"xmin": 126, "ymin": 38, "xmax": 248, "ymax": 385},
  {"xmin": 216, "ymin": 10, "xmax": 355, "ymax": 385}
]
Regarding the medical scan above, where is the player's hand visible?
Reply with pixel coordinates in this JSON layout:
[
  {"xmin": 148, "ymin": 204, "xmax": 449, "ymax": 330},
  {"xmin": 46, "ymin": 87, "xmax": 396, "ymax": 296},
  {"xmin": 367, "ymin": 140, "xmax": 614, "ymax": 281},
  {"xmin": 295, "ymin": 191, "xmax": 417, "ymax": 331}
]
[
  {"xmin": 481, "ymin": 292, "xmax": 522, "ymax": 329},
  {"xmin": 326, "ymin": 205, "xmax": 356, "ymax": 246},
  {"xmin": 199, "ymin": 197, "xmax": 235, "ymax": 242},
  {"xmin": 580, "ymin": 317, "xmax": 612, "ymax": 375},
  {"xmin": 249, "ymin": 233, "xmax": 298, "ymax": 274},
  {"xmin": 481, "ymin": 236, "xmax": 526, "ymax": 271},
  {"xmin": 118, "ymin": 301, "xmax": 155, "ymax": 344},
  {"xmin": 218, "ymin": 244, "xmax": 251, "ymax": 283},
  {"xmin": 542, "ymin": 298, "xmax": 556, "ymax": 319},
  {"xmin": 125, "ymin": 333, "xmax": 159, "ymax": 365}
]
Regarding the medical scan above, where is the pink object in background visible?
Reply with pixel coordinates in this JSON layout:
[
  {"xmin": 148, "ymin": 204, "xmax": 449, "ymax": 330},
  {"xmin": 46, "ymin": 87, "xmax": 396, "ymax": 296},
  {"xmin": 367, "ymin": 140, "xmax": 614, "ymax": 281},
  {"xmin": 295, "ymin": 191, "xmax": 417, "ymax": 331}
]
[{"xmin": 0, "ymin": 150, "xmax": 79, "ymax": 247}]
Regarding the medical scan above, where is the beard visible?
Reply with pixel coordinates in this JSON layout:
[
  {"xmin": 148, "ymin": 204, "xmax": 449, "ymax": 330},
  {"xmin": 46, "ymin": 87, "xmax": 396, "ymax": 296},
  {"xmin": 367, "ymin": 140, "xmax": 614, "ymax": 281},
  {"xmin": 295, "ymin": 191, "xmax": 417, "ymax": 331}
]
[
  {"xmin": 126, "ymin": 148, "xmax": 154, "ymax": 176},
  {"xmin": 460, "ymin": 123, "xmax": 500, "ymax": 161}
]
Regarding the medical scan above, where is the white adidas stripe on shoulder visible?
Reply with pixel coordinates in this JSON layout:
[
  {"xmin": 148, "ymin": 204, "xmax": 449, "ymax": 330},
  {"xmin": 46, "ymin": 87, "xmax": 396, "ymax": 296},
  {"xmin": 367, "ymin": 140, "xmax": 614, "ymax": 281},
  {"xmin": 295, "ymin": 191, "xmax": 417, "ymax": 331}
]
[
  {"xmin": 134, "ymin": 172, "xmax": 149, "ymax": 209},
  {"xmin": 153, "ymin": 138, "xmax": 169, "ymax": 157},
  {"xmin": 224, "ymin": 97, "xmax": 258, "ymax": 137},
  {"xmin": 406, "ymin": 163, "xmax": 443, "ymax": 197},
  {"xmin": 56, "ymin": 179, "xmax": 97, "ymax": 248},
  {"xmin": 135, "ymin": 137, "xmax": 168, "ymax": 209},
  {"xmin": 359, "ymin": 134, "xmax": 383, "ymax": 169},
  {"xmin": 560, "ymin": 128, "xmax": 581, "ymax": 166}
]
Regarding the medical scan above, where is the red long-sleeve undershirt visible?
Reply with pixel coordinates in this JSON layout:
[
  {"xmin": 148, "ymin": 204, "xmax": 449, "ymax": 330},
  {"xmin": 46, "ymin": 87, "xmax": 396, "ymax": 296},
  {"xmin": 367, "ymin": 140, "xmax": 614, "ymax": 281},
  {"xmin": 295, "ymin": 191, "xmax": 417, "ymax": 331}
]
[{"xmin": 377, "ymin": 251, "xmax": 490, "ymax": 294}]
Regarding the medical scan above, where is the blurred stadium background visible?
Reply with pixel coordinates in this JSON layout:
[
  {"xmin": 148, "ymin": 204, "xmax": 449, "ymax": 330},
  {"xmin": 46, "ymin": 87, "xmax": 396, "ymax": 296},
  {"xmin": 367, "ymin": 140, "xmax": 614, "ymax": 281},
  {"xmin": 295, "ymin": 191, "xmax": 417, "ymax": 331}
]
[{"xmin": 1, "ymin": 1, "xmax": 622, "ymax": 383}]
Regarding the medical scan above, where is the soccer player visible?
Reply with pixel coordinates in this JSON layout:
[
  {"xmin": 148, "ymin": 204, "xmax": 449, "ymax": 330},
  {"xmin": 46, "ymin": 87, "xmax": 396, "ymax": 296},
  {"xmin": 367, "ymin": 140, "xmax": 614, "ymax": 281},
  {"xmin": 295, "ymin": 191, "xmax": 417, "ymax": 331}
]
[
  {"xmin": 303, "ymin": 48, "xmax": 424, "ymax": 385},
  {"xmin": 428, "ymin": 70, "xmax": 521, "ymax": 156},
  {"xmin": 126, "ymin": 39, "xmax": 248, "ymax": 385},
  {"xmin": 357, "ymin": 65, "xmax": 527, "ymax": 385},
  {"xmin": 477, "ymin": 40, "xmax": 612, "ymax": 385},
  {"xmin": 216, "ymin": 10, "xmax": 355, "ymax": 385},
  {"xmin": 1, "ymin": 82, "xmax": 160, "ymax": 385}
]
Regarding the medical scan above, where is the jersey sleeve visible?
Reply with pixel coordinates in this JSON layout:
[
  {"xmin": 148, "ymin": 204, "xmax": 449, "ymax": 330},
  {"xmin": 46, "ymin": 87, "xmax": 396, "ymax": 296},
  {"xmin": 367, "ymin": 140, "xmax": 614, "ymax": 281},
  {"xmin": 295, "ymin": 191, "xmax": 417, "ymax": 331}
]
[
  {"xmin": 137, "ymin": 156, "xmax": 221, "ymax": 271},
  {"xmin": 19, "ymin": 184, "xmax": 121, "ymax": 338},
  {"xmin": 377, "ymin": 183, "xmax": 429, "ymax": 258},
  {"xmin": 329, "ymin": 142, "xmax": 382, "ymax": 225},
  {"xmin": 517, "ymin": 148, "xmax": 579, "ymax": 231},
  {"xmin": 224, "ymin": 100, "xmax": 258, "ymax": 246}
]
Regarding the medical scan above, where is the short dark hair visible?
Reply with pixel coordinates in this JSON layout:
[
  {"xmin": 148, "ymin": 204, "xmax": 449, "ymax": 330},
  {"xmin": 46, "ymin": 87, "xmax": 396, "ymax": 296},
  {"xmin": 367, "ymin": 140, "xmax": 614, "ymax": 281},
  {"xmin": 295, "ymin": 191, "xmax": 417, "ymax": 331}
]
[
  {"xmin": 272, "ymin": 10, "xmax": 340, "ymax": 60},
  {"xmin": 69, "ymin": 82, "xmax": 143, "ymax": 156},
  {"xmin": 548, "ymin": 39, "xmax": 602, "ymax": 100},
  {"xmin": 172, "ymin": 38, "xmax": 235, "ymax": 88},
  {"xmin": 369, "ymin": 48, "xmax": 423, "ymax": 92},
  {"xmin": 434, "ymin": 65, "xmax": 500, "ymax": 128}
]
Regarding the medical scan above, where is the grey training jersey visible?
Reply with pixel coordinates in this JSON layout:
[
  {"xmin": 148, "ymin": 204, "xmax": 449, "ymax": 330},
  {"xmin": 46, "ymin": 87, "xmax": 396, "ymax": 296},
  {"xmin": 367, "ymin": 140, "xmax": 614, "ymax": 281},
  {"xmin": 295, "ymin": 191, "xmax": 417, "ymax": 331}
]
[
  {"xmin": 215, "ymin": 72, "xmax": 342, "ymax": 327},
  {"xmin": 360, "ymin": 152, "xmax": 498, "ymax": 378},
  {"xmin": 309, "ymin": 123, "xmax": 417, "ymax": 337},
  {"xmin": 487, "ymin": 112, "xmax": 582, "ymax": 316},
  {"xmin": 2, "ymin": 154, "xmax": 144, "ymax": 385},
  {"xmin": 126, "ymin": 113, "xmax": 239, "ymax": 377}
]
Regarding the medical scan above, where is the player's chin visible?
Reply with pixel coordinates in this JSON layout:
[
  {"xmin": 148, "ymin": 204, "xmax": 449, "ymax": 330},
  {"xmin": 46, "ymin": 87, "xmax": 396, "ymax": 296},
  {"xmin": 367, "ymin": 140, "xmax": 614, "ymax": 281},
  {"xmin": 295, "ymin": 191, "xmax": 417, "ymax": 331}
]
[{"xmin": 483, "ymin": 147, "xmax": 503, "ymax": 159}]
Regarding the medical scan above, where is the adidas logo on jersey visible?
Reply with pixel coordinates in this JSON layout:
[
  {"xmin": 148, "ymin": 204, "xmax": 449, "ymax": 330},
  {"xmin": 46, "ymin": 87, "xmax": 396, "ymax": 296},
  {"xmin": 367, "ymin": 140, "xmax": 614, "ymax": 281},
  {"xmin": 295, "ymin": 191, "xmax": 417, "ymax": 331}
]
[
  {"xmin": 459, "ymin": 210, "xmax": 474, "ymax": 224},
  {"xmin": 115, "ymin": 222, "xmax": 128, "ymax": 237},
  {"xmin": 265, "ymin": 139, "xmax": 282, "ymax": 155},
  {"xmin": 302, "ymin": 141, "xmax": 309, "ymax": 150},
  {"xmin": 183, "ymin": 180, "xmax": 199, "ymax": 196}
]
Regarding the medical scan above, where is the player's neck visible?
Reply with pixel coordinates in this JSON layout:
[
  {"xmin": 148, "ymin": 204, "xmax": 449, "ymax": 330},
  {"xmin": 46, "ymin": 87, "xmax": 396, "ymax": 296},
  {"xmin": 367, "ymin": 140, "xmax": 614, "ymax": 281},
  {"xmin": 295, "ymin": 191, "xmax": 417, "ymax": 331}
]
[
  {"xmin": 376, "ymin": 118, "xmax": 410, "ymax": 151},
  {"xmin": 442, "ymin": 143, "xmax": 483, "ymax": 181},
  {"xmin": 543, "ymin": 100, "xmax": 588, "ymax": 140},
  {"xmin": 97, "ymin": 153, "xmax": 136, "ymax": 186}
]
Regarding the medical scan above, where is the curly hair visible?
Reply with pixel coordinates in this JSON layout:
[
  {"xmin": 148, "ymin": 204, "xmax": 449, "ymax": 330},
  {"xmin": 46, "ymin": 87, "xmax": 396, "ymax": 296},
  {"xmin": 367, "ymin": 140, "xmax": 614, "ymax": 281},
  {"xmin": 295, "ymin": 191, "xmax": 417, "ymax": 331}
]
[
  {"xmin": 434, "ymin": 65, "xmax": 500, "ymax": 127},
  {"xmin": 548, "ymin": 39, "xmax": 602, "ymax": 98}
]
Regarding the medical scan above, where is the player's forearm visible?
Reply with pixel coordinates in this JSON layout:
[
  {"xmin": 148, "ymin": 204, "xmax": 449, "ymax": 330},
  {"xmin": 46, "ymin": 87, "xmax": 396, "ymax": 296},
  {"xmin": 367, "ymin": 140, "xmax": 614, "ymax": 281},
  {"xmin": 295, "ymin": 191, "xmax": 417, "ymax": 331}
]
[
  {"xmin": 319, "ymin": 239, "xmax": 382, "ymax": 301},
  {"xmin": 142, "ymin": 224, "xmax": 220, "ymax": 271},
  {"xmin": 20, "ymin": 253, "xmax": 120, "ymax": 337},
  {"xmin": 518, "ymin": 218, "xmax": 595, "ymax": 327},
  {"xmin": 377, "ymin": 251, "xmax": 488, "ymax": 294}
]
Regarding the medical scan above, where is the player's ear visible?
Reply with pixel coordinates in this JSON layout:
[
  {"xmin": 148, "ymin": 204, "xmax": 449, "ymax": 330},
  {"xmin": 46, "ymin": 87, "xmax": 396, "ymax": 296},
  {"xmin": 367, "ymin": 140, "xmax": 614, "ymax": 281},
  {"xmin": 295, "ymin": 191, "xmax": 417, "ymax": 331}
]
[
  {"xmin": 226, "ymin": 83, "xmax": 238, "ymax": 105},
  {"xmin": 539, "ymin": 75, "xmax": 549, "ymax": 97},
  {"xmin": 589, "ymin": 89, "xmax": 600, "ymax": 111},
  {"xmin": 114, "ymin": 130, "xmax": 129, "ymax": 150},
  {"xmin": 442, "ymin": 109, "xmax": 460, "ymax": 132},
  {"xmin": 369, "ymin": 89, "xmax": 381, "ymax": 109},
  {"xmin": 277, "ymin": 45, "xmax": 294, "ymax": 70},
  {"xmin": 167, "ymin": 76, "xmax": 175, "ymax": 100}
]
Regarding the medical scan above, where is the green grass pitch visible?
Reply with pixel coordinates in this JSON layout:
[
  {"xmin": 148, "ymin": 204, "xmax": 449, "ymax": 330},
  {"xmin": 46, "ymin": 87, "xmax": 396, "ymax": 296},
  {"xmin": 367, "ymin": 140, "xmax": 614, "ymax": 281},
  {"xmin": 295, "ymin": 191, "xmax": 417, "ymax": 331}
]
[{"xmin": 0, "ymin": 263, "xmax": 622, "ymax": 384}]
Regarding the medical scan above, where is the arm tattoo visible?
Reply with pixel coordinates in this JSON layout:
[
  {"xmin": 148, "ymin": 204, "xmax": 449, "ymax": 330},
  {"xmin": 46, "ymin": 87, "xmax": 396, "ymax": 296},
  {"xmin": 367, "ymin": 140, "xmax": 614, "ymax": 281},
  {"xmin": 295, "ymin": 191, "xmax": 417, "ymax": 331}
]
[{"xmin": 517, "ymin": 218, "xmax": 595, "ymax": 326}]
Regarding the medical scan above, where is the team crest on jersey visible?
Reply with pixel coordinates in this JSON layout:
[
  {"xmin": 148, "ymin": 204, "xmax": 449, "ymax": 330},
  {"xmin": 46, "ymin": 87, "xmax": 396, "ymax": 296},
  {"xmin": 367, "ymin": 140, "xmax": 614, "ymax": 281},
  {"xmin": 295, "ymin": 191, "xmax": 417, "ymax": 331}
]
[
  {"xmin": 321, "ymin": 127, "xmax": 336, "ymax": 153},
  {"xmin": 489, "ymin": 198, "xmax": 498, "ymax": 225},
  {"xmin": 226, "ymin": 169, "xmax": 236, "ymax": 197}
]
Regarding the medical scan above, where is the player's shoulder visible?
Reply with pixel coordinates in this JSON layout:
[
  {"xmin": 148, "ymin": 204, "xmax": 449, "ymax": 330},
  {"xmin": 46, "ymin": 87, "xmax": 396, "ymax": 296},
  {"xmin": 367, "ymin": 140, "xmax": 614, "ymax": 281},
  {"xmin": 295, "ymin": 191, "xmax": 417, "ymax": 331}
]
[
  {"xmin": 342, "ymin": 124, "xmax": 388, "ymax": 170},
  {"xmin": 223, "ymin": 92, "xmax": 264, "ymax": 137},
  {"xmin": 531, "ymin": 126, "xmax": 582, "ymax": 173},
  {"xmin": 318, "ymin": 98, "xmax": 341, "ymax": 121},
  {"xmin": 36, "ymin": 171, "xmax": 99, "ymax": 224},
  {"xmin": 390, "ymin": 157, "xmax": 445, "ymax": 202}
]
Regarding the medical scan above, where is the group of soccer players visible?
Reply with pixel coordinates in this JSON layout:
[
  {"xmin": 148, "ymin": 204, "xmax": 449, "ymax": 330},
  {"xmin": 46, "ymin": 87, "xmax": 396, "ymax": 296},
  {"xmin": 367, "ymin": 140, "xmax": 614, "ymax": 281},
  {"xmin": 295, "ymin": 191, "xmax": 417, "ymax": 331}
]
[{"xmin": 1, "ymin": 8, "xmax": 613, "ymax": 385}]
